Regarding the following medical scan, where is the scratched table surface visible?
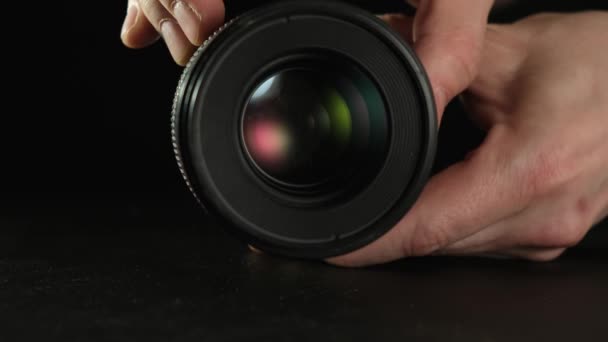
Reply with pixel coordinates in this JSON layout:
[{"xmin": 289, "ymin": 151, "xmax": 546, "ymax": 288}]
[{"xmin": 0, "ymin": 196, "xmax": 607, "ymax": 342}]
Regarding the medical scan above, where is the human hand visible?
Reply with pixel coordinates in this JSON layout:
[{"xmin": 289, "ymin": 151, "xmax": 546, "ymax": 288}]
[
  {"xmin": 329, "ymin": 11, "xmax": 608, "ymax": 266},
  {"xmin": 120, "ymin": 0, "xmax": 225, "ymax": 65}
]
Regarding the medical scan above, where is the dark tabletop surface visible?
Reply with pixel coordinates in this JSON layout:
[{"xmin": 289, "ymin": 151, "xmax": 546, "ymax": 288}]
[{"xmin": 1, "ymin": 196, "xmax": 607, "ymax": 342}]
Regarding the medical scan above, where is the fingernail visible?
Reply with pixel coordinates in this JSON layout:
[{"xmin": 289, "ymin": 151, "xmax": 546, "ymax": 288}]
[
  {"xmin": 121, "ymin": 3, "xmax": 139, "ymax": 36},
  {"xmin": 161, "ymin": 19, "xmax": 187, "ymax": 65},
  {"xmin": 172, "ymin": 1, "xmax": 204, "ymax": 45}
]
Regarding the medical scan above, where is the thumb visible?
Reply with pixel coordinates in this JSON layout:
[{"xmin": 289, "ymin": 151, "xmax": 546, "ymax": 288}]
[
  {"xmin": 327, "ymin": 126, "xmax": 521, "ymax": 267},
  {"xmin": 411, "ymin": 0, "xmax": 493, "ymax": 119}
]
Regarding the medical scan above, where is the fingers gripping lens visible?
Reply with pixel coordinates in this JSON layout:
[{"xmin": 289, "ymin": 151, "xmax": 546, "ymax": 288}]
[{"xmin": 172, "ymin": 1, "xmax": 437, "ymax": 258}]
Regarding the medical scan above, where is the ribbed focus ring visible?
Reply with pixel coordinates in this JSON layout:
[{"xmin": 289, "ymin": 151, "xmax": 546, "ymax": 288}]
[{"xmin": 171, "ymin": 19, "xmax": 237, "ymax": 209}]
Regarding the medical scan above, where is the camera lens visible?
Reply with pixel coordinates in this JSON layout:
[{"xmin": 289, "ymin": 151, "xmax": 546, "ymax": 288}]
[
  {"xmin": 172, "ymin": 1, "xmax": 437, "ymax": 258},
  {"xmin": 242, "ymin": 60, "xmax": 388, "ymax": 194}
]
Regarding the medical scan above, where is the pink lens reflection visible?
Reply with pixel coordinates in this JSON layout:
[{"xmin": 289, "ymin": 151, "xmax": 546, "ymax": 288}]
[{"xmin": 245, "ymin": 117, "xmax": 290, "ymax": 170}]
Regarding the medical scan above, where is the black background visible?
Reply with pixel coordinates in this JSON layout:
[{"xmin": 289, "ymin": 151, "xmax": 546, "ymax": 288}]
[
  {"xmin": 4, "ymin": 0, "xmax": 606, "ymax": 241},
  {"xmin": 4, "ymin": 0, "xmax": 606, "ymax": 202},
  {"xmin": 1, "ymin": 1, "xmax": 607, "ymax": 341}
]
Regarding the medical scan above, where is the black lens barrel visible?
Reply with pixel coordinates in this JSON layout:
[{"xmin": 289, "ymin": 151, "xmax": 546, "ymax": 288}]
[{"xmin": 172, "ymin": 1, "xmax": 437, "ymax": 258}]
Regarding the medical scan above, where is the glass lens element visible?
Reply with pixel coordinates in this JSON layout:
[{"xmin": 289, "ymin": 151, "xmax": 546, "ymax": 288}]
[{"xmin": 242, "ymin": 63, "xmax": 387, "ymax": 190}]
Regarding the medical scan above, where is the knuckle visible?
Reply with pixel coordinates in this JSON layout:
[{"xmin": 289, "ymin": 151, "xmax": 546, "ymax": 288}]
[
  {"xmin": 416, "ymin": 29, "xmax": 482, "ymax": 99},
  {"xmin": 533, "ymin": 211, "xmax": 589, "ymax": 249},
  {"xmin": 138, "ymin": 0, "xmax": 171, "ymax": 27},
  {"xmin": 557, "ymin": 214, "xmax": 590, "ymax": 248},
  {"xmin": 559, "ymin": 198, "xmax": 594, "ymax": 247},
  {"xmin": 446, "ymin": 47, "xmax": 477, "ymax": 85},
  {"xmin": 550, "ymin": 229, "xmax": 580, "ymax": 249},
  {"xmin": 166, "ymin": 0, "xmax": 188, "ymax": 13},
  {"xmin": 519, "ymin": 150, "xmax": 574, "ymax": 200},
  {"xmin": 442, "ymin": 31, "xmax": 482, "ymax": 84},
  {"xmin": 139, "ymin": 0, "xmax": 154, "ymax": 10}
]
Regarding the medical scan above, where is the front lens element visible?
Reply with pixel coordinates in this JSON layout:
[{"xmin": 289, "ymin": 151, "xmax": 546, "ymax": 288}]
[{"xmin": 242, "ymin": 61, "xmax": 388, "ymax": 191}]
